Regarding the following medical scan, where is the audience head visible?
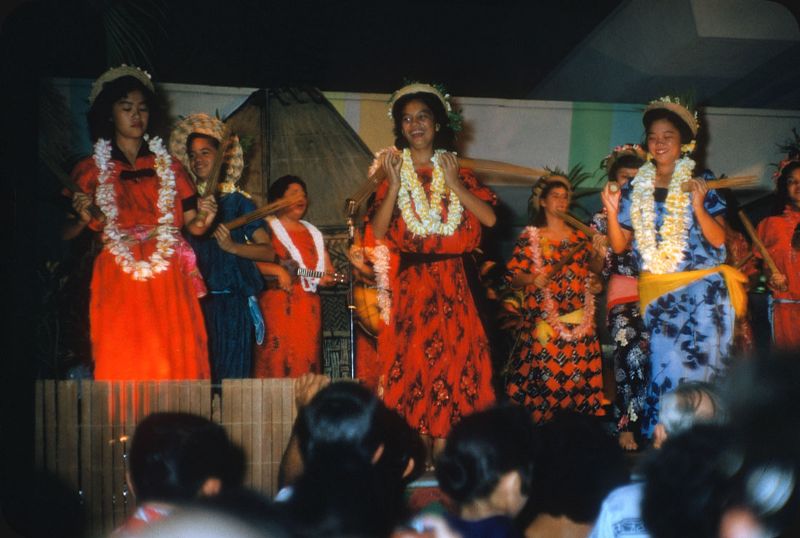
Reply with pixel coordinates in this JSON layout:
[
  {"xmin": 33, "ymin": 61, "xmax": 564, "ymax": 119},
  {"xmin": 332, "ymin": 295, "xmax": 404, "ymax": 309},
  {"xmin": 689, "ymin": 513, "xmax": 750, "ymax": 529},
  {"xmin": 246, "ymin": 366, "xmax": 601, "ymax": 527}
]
[
  {"xmin": 436, "ymin": 405, "xmax": 537, "ymax": 517},
  {"xmin": 642, "ymin": 424, "xmax": 741, "ymax": 538},
  {"xmin": 653, "ymin": 381, "xmax": 726, "ymax": 449},
  {"xmin": 128, "ymin": 412, "xmax": 242, "ymax": 504},
  {"xmin": 525, "ymin": 412, "xmax": 628, "ymax": 524}
]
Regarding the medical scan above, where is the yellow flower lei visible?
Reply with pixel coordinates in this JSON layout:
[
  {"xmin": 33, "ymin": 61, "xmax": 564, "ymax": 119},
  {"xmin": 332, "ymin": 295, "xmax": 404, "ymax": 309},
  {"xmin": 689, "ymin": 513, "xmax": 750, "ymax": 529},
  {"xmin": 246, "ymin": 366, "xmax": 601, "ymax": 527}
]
[
  {"xmin": 630, "ymin": 156, "xmax": 694, "ymax": 274},
  {"xmin": 397, "ymin": 148, "xmax": 463, "ymax": 236}
]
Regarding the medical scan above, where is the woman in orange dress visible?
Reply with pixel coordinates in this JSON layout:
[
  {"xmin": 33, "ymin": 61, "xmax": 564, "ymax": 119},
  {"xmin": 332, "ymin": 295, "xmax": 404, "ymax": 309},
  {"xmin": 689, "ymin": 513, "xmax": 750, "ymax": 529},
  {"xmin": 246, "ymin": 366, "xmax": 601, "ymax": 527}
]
[
  {"xmin": 756, "ymin": 158, "xmax": 800, "ymax": 351},
  {"xmin": 368, "ymin": 83, "xmax": 496, "ymax": 455},
  {"xmin": 504, "ymin": 176, "xmax": 606, "ymax": 423},
  {"xmin": 65, "ymin": 66, "xmax": 216, "ymax": 380},
  {"xmin": 253, "ymin": 175, "xmax": 336, "ymax": 377}
]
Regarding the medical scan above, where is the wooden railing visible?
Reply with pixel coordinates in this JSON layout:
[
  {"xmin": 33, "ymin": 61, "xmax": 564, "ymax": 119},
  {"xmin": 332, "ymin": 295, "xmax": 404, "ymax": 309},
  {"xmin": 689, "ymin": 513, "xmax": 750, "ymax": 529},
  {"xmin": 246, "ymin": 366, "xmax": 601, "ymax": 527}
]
[{"xmin": 34, "ymin": 379, "xmax": 296, "ymax": 536}]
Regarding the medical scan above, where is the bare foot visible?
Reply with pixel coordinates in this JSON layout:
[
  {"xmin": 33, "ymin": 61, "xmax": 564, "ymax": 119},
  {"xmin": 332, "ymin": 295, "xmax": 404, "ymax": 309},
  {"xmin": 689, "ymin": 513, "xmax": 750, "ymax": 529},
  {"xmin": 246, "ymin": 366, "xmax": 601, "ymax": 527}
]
[{"xmin": 618, "ymin": 431, "xmax": 638, "ymax": 451}]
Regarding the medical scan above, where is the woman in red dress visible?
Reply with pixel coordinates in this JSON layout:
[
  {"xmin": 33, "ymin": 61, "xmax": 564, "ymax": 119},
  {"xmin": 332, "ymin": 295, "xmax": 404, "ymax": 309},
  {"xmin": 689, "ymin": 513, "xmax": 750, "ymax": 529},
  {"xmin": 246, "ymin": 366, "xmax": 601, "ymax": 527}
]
[
  {"xmin": 369, "ymin": 83, "xmax": 497, "ymax": 456},
  {"xmin": 504, "ymin": 176, "xmax": 606, "ymax": 424},
  {"xmin": 253, "ymin": 176, "xmax": 336, "ymax": 377},
  {"xmin": 756, "ymin": 158, "xmax": 800, "ymax": 351},
  {"xmin": 65, "ymin": 66, "xmax": 216, "ymax": 380}
]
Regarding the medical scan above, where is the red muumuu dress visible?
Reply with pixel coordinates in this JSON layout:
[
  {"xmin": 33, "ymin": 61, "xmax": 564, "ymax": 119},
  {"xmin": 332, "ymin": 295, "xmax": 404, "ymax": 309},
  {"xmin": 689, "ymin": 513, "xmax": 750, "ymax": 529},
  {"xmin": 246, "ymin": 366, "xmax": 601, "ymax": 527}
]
[
  {"xmin": 70, "ymin": 143, "xmax": 209, "ymax": 380},
  {"xmin": 371, "ymin": 167, "xmax": 496, "ymax": 438}
]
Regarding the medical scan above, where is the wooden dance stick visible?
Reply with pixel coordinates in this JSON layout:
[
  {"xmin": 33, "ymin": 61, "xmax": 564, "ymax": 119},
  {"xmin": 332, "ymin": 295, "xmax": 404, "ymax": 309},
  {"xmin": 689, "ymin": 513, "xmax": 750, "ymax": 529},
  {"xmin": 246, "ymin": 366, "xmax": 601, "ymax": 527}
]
[
  {"xmin": 345, "ymin": 154, "xmax": 548, "ymax": 213},
  {"xmin": 195, "ymin": 134, "xmax": 231, "ymax": 228},
  {"xmin": 738, "ymin": 210, "xmax": 780, "ymax": 275},
  {"xmin": 546, "ymin": 241, "xmax": 587, "ymax": 280},
  {"xmin": 223, "ymin": 192, "xmax": 304, "ymax": 231},
  {"xmin": 555, "ymin": 211, "xmax": 597, "ymax": 238},
  {"xmin": 680, "ymin": 175, "xmax": 759, "ymax": 192},
  {"xmin": 42, "ymin": 152, "xmax": 105, "ymax": 221},
  {"xmin": 734, "ymin": 251, "xmax": 754, "ymax": 270},
  {"xmin": 607, "ymin": 175, "xmax": 758, "ymax": 194}
]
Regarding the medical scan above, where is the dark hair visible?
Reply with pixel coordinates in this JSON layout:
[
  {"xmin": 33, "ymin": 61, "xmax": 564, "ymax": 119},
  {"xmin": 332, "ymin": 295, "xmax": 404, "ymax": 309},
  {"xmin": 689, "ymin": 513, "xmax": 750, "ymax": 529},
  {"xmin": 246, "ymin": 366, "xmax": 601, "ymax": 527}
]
[
  {"xmin": 529, "ymin": 179, "xmax": 570, "ymax": 227},
  {"xmin": 129, "ymin": 412, "xmax": 241, "ymax": 503},
  {"xmin": 392, "ymin": 92, "xmax": 456, "ymax": 152},
  {"xmin": 526, "ymin": 413, "xmax": 628, "ymax": 524},
  {"xmin": 436, "ymin": 405, "xmax": 537, "ymax": 506},
  {"xmin": 288, "ymin": 382, "xmax": 411, "ymax": 537},
  {"xmin": 609, "ymin": 154, "xmax": 645, "ymax": 181},
  {"xmin": 643, "ymin": 108, "xmax": 694, "ymax": 145},
  {"xmin": 187, "ymin": 133, "xmax": 220, "ymax": 152},
  {"xmin": 268, "ymin": 175, "xmax": 307, "ymax": 203},
  {"xmin": 86, "ymin": 75, "xmax": 161, "ymax": 141},
  {"xmin": 294, "ymin": 382, "xmax": 383, "ymax": 472},
  {"xmin": 772, "ymin": 161, "xmax": 800, "ymax": 215},
  {"xmin": 642, "ymin": 424, "xmax": 739, "ymax": 538}
]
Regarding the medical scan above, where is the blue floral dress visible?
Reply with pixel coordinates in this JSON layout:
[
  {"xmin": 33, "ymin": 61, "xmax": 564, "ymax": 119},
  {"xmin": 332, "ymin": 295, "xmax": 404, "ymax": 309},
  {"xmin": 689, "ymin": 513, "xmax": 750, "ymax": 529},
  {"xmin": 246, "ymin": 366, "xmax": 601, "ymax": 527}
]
[
  {"xmin": 618, "ymin": 183, "xmax": 733, "ymax": 437},
  {"xmin": 188, "ymin": 192, "xmax": 266, "ymax": 381}
]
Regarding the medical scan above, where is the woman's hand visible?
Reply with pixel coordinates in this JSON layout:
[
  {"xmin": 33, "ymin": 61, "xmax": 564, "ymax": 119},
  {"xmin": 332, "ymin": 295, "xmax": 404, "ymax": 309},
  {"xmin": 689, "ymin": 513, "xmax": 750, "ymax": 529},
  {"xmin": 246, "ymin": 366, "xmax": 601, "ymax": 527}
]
[
  {"xmin": 440, "ymin": 152, "xmax": 461, "ymax": 190},
  {"xmin": 600, "ymin": 183, "xmax": 622, "ymax": 217},
  {"xmin": 381, "ymin": 150, "xmax": 402, "ymax": 190},
  {"xmin": 197, "ymin": 196, "xmax": 218, "ymax": 228},
  {"xmin": 588, "ymin": 272, "xmax": 603, "ymax": 294},
  {"xmin": 533, "ymin": 273, "xmax": 550, "ymax": 289},
  {"xmin": 592, "ymin": 233, "xmax": 609, "ymax": 259},
  {"xmin": 71, "ymin": 192, "xmax": 93, "ymax": 223},
  {"xmin": 688, "ymin": 177, "xmax": 709, "ymax": 214},
  {"xmin": 768, "ymin": 272, "xmax": 789, "ymax": 292},
  {"xmin": 276, "ymin": 265, "xmax": 293, "ymax": 292},
  {"xmin": 213, "ymin": 224, "xmax": 236, "ymax": 254}
]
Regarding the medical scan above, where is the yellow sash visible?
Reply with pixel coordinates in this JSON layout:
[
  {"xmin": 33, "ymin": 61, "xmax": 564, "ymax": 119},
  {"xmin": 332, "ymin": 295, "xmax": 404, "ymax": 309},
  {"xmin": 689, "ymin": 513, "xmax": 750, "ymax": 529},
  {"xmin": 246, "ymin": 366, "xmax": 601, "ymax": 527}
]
[
  {"xmin": 638, "ymin": 265, "xmax": 747, "ymax": 317},
  {"xmin": 534, "ymin": 309, "xmax": 585, "ymax": 345}
]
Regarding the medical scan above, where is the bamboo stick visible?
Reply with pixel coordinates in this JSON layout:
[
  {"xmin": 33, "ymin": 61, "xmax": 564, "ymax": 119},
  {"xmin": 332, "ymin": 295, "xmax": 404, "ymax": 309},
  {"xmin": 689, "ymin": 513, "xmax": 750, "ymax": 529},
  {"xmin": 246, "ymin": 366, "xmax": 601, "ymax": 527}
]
[
  {"xmin": 680, "ymin": 176, "xmax": 759, "ymax": 192},
  {"xmin": 555, "ymin": 211, "xmax": 597, "ymax": 238},
  {"xmin": 223, "ymin": 192, "xmax": 304, "ymax": 231},
  {"xmin": 734, "ymin": 251, "xmax": 754, "ymax": 270},
  {"xmin": 194, "ymin": 134, "xmax": 231, "ymax": 228},
  {"xmin": 546, "ymin": 241, "xmax": 587, "ymax": 279},
  {"xmin": 41, "ymin": 153, "xmax": 105, "ymax": 221},
  {"xmin": 738, "ymin": 210, "xmax": 779, "ymax": 275}
]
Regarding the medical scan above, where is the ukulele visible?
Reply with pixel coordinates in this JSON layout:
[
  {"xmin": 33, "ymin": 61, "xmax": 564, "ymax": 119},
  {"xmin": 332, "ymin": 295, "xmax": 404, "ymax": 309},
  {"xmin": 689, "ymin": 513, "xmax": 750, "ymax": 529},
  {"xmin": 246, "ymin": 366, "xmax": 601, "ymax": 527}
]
[{"xmin": 275, "ymin": 258, "xmax": 348, "ymax": 285}]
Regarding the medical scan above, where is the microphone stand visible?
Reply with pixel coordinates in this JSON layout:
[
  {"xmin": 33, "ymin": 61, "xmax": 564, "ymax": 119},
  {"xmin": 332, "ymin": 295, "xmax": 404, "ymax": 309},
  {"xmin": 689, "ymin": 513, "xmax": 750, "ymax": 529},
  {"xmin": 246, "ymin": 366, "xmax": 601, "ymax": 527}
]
[{"xmin": 344, "ymin": 198, "xmax": 357, "ymax": 379}]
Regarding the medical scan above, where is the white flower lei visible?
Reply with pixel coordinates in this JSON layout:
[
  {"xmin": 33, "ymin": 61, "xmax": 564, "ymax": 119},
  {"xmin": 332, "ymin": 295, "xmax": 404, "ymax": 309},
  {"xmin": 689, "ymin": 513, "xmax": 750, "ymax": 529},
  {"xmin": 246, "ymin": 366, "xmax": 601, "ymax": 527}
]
[
  {"xmin": 630, "ymin": 156, "xmax": 694, "ymax": 274},
  {"xmin": 397, "ymin": 148, "xmax": 463, "ymax": 236},
  {"xmin": 525, "ymin": 226, "xmax": 595, "ymax": 341},
  {"xmin": 369, "ymin": 243, "xmax": 392, "ymax": 325},
  {"xmin": 93, "ymin": 136, "xmax": 178, "ymax": 281}
]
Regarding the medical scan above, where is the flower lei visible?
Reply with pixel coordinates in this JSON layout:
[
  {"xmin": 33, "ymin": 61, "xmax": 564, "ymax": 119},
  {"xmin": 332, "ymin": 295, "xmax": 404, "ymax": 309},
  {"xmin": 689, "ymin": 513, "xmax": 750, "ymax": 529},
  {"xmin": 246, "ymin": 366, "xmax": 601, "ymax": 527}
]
[
  {"xmin": 93, "ymin": 136, "xmax": 178, "ymax": 281},
  {"xmin": 397, "ymin": 148, "xmax": 463, "ymax": 236},
  {"xmin": 525, "ymin": 227, "xmax": 595, "ymax": 341},
  {"xmin": 369, "ymin": 243, "xmax": 392, "ymax": 324},
  {"xmin": 629, "ymin": 156, "xmax": 694, "ymax": 274}
]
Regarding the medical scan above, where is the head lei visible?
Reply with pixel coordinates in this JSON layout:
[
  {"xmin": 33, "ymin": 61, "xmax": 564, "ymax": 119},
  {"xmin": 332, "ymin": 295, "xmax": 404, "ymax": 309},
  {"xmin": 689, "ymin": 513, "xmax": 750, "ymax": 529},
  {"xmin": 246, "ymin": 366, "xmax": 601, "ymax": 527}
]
[
  {"xmin": 601, "ymin": 143, "xmax": 647, "ymax": 177},
  {"xmin": 528, "ymin": 165, "xmax": 590, "ymax": 217},
  {"xmin": 388, "ymin": 81, "xmax": 463, "ymax": 133},
  {"xmin": 644, "ymin": 95, "xmax": 700, "ymax": 156},
  {"xmin": 88, "ymin": 64, "xmax": 154, "ymax": 105},
  {"xmin": 169, "ymin": 113, "xmax": 245, "ymax": 192},
  {"xmin": 773, "ymin": 127, "xmax": 800, "ymax": 181}
]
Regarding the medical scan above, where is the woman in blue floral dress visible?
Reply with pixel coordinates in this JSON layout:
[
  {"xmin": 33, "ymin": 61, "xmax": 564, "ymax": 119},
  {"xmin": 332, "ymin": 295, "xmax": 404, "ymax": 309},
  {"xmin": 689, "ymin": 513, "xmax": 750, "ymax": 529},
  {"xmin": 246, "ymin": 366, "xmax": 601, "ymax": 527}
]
[
  {"xmin": 600, "ymin": 98, "xmax": 746, "ymax": 439},
  {"xmin": 590, "ymin": 144, "xmax": 648, "ymax": 450}
]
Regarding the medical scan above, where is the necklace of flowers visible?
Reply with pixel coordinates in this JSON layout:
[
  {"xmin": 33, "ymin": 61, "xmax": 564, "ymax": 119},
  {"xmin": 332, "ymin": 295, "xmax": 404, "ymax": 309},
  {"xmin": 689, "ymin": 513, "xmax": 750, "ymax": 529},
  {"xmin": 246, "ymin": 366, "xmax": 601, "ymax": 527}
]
[
  {"xmin": 93, "ymin": 135, "xmax": 178, "ymax": 281},
  {"xmin": 267, "ymin": 216, "xmax": 326, "ymax": 292},
  {"xmin": 629, "ymin": 156, "xmax": 694, "ymax": 274},
  {"xmin": 368, "ymin": 242, "xmax": 392, "ymax": 325},
  {"xmin": 397, "ymin": 148, "xmax": 463, "ymax": 236},
  {"xmin": 525, "ymin": 226, "xmax": 595, "ymax": 341}
]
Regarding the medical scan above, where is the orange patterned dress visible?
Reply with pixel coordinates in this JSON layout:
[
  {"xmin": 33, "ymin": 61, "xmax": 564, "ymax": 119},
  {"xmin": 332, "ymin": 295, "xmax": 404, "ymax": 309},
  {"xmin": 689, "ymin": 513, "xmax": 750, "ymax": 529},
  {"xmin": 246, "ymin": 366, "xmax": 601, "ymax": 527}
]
[
  {"xmin": 70, "ymin": 143, "xmax": 209, "ymax": 380},
  {"xmin": 253, "ymin": 226, "xmax": 323, "ymax": 377},
  {"xmin": 371, "ymin": 167, "xmax": 496, "ymax": 438},
  {"xmin": 504, "ymin": 227, "xmax": 605, "ymax": 424}
]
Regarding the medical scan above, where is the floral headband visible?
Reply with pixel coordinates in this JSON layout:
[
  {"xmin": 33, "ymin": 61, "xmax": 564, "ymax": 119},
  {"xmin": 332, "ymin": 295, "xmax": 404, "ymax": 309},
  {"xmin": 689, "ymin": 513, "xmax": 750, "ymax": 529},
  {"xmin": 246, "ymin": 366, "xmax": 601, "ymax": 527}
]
[
  {"xmin": 388, "ymin": 81, "xmax": 463, "ymax": 133},
  {"xmin": 601, "ymin": 144, "xmax": 647, "ymax": 176},
  {"xmin": 89, "ymin": 64, "xmax": 154, "ymax": 105}
]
